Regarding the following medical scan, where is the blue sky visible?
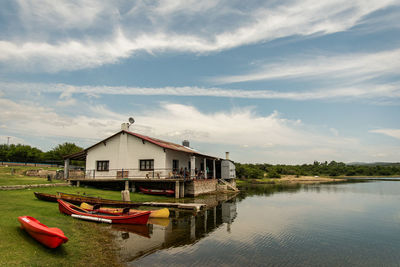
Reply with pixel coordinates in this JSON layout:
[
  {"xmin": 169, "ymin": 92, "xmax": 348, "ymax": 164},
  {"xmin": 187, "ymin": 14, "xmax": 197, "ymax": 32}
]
[{"xmin": 0, "ymin": 0, "xmax": 399, "ymax": 164}]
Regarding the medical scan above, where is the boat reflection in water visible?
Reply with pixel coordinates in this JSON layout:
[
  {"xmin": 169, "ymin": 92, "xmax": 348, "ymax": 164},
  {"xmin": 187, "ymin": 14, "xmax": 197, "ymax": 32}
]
[{"xmin": 111, "ymin": 197, "xmax": 238, "ymax": 262}]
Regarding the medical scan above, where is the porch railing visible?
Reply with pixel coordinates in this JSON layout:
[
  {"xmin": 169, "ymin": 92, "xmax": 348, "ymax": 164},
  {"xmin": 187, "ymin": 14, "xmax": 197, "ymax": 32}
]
[{"xmin": 73, "ymin": 168, "xmax": 216, "ymax": 180}]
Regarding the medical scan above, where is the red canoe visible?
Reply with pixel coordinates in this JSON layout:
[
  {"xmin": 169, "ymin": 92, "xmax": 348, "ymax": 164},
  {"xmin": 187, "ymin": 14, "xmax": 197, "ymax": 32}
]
[
  {"xmin": 18, "ymin": 216, "xmax": 68, "ymax": 248},
  {"xmin": 58, "ymin": 199, "xmax": 150, "ymax": 224},
  {"xmin": 138, "ymin": 186, "xmax": 175, "ymax": 196}
]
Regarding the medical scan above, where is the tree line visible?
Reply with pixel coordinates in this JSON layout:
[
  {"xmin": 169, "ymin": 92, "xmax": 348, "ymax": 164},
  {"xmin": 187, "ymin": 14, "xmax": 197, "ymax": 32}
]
[
  {"xmin": 235, "ymin": 161, "xmax": 400, "ymax": 178},
  {"xmin": 0, "ymin": 143, "xmax": 83, "ymax": 164}
]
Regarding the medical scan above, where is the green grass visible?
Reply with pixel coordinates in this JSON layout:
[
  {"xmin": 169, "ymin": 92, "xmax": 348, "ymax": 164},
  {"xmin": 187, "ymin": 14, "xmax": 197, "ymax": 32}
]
[
  {"xmin": 0, "ymin": 187, "xmax": 170, "ymax": 266},
  {"xmin": 0, "ymin": 166, "xmax": 64, "ymax": 186}
]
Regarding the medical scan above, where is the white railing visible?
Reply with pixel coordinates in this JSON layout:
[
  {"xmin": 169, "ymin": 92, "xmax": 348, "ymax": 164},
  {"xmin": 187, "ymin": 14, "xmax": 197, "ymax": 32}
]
[{"xmin": 77, "ymin": 168, "xmax": 216, "ymax": 180}]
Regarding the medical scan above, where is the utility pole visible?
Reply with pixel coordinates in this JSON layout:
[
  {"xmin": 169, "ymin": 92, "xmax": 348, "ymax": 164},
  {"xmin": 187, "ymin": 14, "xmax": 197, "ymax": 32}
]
[{"xmin": 7, "ymin": 137, "xmax": 10, "ymax": 146}]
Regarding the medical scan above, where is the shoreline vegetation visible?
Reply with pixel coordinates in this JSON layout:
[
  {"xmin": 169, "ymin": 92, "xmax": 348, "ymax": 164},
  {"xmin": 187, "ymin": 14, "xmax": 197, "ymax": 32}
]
[
  {"xmin": 236, "ymin": 161, "xmax": 400, "ymax": 180},
  {"xmin": 237, "ymin": 175, "xmax": 346, "ymax": 185},
  {"xmin": 237, "ymin": 175, "xmax": 400, "ymax": 186}
]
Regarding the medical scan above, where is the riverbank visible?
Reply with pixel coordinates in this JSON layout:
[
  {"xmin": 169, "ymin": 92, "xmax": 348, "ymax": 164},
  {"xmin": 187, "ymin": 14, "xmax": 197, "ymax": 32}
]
[
  {"xmin": 0, "ymin": 186, "xmax": 170, "ymax": 266},
  {"xmin": 237, "ymin": 175, "xmax": 346, "ymax": 185}
]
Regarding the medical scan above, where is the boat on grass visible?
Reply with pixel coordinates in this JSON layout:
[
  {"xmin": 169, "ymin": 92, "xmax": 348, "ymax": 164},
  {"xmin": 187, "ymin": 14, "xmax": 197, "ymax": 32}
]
[
  {"xmin": 79, "ymin": 202, "xmax": 170, "ymax": 218},
  {"xmin": 34, "ymin": 192, "xmax": 141, "ymax": 207},
  {"xmin": 58, "ymin": 199, "xmax": 150, "ymax": 224},
  {"xmin": 18, "ymin": 216, "xmax": 68, "ymax": 248},
  {"xmin": 138, "ymin": 186, "xmax": 175, "ymax": 196}
]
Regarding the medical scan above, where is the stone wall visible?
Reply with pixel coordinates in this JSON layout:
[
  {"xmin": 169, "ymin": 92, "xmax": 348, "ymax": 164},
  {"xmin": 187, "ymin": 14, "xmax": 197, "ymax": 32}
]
[
  {"xmin": 25, "ymin": 169, "xmax": 84, "ymax": 179},
  {"xmin": 185, "ymin": 179, "xmax": 217, "ymax": 196},
  {"xmin": 25, "ymin": 169, "xmax": 57, "ymax": 178}
]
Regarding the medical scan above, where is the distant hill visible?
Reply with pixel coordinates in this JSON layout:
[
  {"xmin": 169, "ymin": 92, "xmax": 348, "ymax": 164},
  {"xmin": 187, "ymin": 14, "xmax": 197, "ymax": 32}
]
[{"xmin": 347, "ymin": 162, "xmax": 400, "ymax": 166}]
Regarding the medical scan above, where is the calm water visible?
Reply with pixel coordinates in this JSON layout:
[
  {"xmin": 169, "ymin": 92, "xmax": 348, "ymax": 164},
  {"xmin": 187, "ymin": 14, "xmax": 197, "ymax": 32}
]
[{"xmin": 113, "ymin": 181, "xmax": 400, "ymax": 266}]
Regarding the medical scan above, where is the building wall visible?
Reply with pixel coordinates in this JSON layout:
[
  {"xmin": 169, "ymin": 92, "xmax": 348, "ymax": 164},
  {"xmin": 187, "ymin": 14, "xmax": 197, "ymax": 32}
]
[
  {"xmin": 185, "ymin": 180, "xmax": 218, "ymax": 196},
  {"xmin": 86, "ymin": 132, "xmax": 167, "ymax": 179},
  {"xmin": 165, "ymin": 150, "xmax": 191, "ymax": 170},
  {"xmin": 86, "ymin": 134, "xmax": 120, "ymax": 178}
]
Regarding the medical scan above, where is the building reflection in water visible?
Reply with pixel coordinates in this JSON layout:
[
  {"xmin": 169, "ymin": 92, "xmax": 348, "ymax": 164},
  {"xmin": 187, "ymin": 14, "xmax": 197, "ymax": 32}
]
[{"xmin": 112, "ymin": 197, "xmax": 238, "ymax": 262}]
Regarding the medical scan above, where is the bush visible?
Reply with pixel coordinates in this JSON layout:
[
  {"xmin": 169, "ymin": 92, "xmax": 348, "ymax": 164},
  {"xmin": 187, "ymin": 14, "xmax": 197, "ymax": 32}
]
[{"xmin": 267, "ymin": 171, "xmax": 281, "ymax": 178}]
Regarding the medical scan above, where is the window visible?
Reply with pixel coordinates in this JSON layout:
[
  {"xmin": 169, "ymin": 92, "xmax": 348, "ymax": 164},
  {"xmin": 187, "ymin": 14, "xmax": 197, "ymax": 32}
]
[
  {"xmin": 172, "ymin": 160, "xmax": 179, "ymax": 171},
  {"xmin": 140, "ymin": 159, "xmax": 154, "ymax": 171},
  {"xmin": 96, "ymin": 160, "xmax": 109, "ymax": 171}
]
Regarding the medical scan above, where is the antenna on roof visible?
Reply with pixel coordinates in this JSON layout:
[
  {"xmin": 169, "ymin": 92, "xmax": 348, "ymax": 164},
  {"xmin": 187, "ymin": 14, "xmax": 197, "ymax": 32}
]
[{"xmin": 128, "ymin": 117, "xmax": 135, "ymax": 129}]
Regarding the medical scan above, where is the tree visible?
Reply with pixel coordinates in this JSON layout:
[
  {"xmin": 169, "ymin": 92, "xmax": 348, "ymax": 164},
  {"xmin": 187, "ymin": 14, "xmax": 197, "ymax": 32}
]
[{"xmin": 44, "ymin": 143, "xmax": 83, "ymax": 162}]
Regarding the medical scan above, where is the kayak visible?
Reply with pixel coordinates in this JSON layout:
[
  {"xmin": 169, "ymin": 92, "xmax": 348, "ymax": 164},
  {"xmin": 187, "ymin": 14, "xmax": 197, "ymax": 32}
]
[
  {"xmin": 18, "ymin": 216, "xmax": 68, "ymax": 248},
  {"xmin": 138, "ymin": 186, "xmax": 175, "ymax": 196},
  {"xmin": 79, "ymin": 202, "xmax": 170, "ymax": 218},
  {"xmin": 58, "ymin": 199, "xmax": 150, "ymax": 224}
]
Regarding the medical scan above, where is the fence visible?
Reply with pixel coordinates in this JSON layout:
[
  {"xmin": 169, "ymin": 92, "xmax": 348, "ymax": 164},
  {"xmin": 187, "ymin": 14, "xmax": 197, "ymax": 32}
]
[
  {"xmin": 79, "ymin": 167, "xmax": 215, "ymax": 180},
  {"xmin": 0, "ymin": 161, "xmax": 61, "ymax": 168}
]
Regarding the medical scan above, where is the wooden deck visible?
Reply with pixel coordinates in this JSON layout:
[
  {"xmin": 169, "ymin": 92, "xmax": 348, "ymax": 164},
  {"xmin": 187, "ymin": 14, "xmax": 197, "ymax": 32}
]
[{"xmin": 68, "ymin": 178, "xmax": 184, "ymax": 182}]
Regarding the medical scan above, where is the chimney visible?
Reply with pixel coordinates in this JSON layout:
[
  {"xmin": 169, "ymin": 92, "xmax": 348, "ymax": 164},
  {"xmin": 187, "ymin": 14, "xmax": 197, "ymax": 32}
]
[
  {"xmin": 182, "ymin": 140, "xmax": 190, "ymax": 147},
  {"xmin": 225, "ymin": 152, "xmax": 229, "ymax": 160},
  {"xmin": 121, "ymin": 123, "xmax": 129, "ymax": 131}
]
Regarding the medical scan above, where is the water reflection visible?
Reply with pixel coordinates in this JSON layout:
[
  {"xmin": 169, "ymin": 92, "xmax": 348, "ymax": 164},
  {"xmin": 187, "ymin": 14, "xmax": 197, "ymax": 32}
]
[
  {"xmin": 112, "ymin": 196, "xmax": 238, "ymax": 262},
  {"xmin": 113, "ymin": 181, "xmax": 400, "ymax": 266}
]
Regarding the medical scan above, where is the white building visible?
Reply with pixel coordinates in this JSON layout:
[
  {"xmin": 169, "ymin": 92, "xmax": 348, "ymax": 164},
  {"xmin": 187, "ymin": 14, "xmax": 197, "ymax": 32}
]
[{"xmin": 64, "ymin": 123, "xmax": 235, "ymax": 181}]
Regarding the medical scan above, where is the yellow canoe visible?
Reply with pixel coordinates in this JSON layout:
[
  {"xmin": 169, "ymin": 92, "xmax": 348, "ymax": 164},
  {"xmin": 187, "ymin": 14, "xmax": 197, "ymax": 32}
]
[{"xmin": 80, "ymin": 202, "xmax": 169, "ymax": 218}]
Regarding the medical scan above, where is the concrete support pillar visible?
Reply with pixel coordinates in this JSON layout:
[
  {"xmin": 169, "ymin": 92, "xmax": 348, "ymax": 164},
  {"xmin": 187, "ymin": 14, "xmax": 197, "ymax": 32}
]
[
  {"xmin": 213, "ymin": 207, "xmax": 217, "ymax": 227},
  {"xmin": 76, "ymin": 181, "xmax": 80, "ymax": 187},
  {"xmin": 179, "ymin": 181, "xmax": 185, "ymax": 198},
  {"xmin": 213, "ymin": 159, "xmax": 216, "ymax": 179},
  {"xmin": 121, "ymin": 190, "xmax": 130, "ymax": 201},
  {"xmin": 204, "ymin": 158, "xmax": 207, "ymax": 179},
  {"xmin": 125, "ymin": 180, "xmax": 129, "ymax": 191},
  {"xmin": 204, "ymin": 210, "xmax": 208, "ymax": 231},
  {"xmin": 190, "ymin": 215, "xmax": 196, "ymax": 240},
  {"xmin": 175, "ymin": 181, "xmax": 180, "ymax": 198},
  {"xmin": 64, "ymin": 159, "xmax": 70, "ymax": 179},
  {"xmin": 190, "ymin": 156, "xmax": 196, "ymax": 179},
  {"xmin": 131, "ymin": 183, "xmax": 136, "ymax": 192}
]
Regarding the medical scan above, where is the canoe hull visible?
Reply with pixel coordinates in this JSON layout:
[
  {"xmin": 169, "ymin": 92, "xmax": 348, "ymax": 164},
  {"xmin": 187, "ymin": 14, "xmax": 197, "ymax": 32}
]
[
  {"xmin": 83, "ymin": 205, "xmax": 169, "ymax": 218},
  {"xmin": 139, "ymin": 186, "xmax": 174, "ymax": 196},
  {"xmin": 58, "ymin": 200, "xmax": 150, "ymax": 224},
  {"xmin": 18, "ymin": 216, "xmax": 68, "ymax": 248},
  {"xmin": 34, "ymin": 192, "xmax": 141, "ymax": 207}
]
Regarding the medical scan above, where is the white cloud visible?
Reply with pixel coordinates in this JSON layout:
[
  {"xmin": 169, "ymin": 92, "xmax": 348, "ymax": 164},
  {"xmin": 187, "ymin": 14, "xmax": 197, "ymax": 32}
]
[
  {"xmin": 17, "ymin": 0, "xmax": 108, "ymax": 30},
  {"xmin": 370, "ymin": 129, "xmax": 400, "ymax": 140},
  {"xmin": 212, "ymin": 48, "xmax": 400, "ymax": 84},
  {"xmin": 1, "ymin": 82, "xmax": 399, "ymax": 102},
  {"xmin": 0, "ymin": 0, "xmax": 397, "ymax": 72},
  {"xmin": 0, "ymin": 98, "xmax": 123, "ymax": 142},
  {"xmin": 1, "ymin": 96, "xmax": 398, "ymax": 163}
]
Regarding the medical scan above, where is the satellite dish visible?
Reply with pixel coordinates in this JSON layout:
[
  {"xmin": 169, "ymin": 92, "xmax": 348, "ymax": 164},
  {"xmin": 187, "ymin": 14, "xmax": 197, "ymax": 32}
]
[{"xmin": 128, "ymin": 117, "xmax": 135, "ymax": 125}]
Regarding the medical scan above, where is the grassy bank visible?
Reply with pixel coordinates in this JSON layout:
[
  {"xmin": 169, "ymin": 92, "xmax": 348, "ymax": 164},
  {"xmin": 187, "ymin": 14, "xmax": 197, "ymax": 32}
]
[
  {"xmin": 0, "ymin": 166, "xmax": 64, "ymax": 186},
  {"xmin": 0, "ymin": 187, "xmax": 170, "ymax": 266}
]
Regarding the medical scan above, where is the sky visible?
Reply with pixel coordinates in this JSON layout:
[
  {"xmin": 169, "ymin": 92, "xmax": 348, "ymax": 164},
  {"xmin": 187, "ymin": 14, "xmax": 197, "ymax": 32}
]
[{"xmin": 0, "ymin": 0, "xmax": 399, "ymax": 164}]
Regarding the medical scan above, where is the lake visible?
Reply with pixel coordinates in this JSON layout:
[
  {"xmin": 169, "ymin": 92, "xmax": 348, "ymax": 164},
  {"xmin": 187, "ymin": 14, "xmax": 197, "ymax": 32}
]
[{"xmin": 113, "ymin": 180, "xmax": 400, "ymax": 266}]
